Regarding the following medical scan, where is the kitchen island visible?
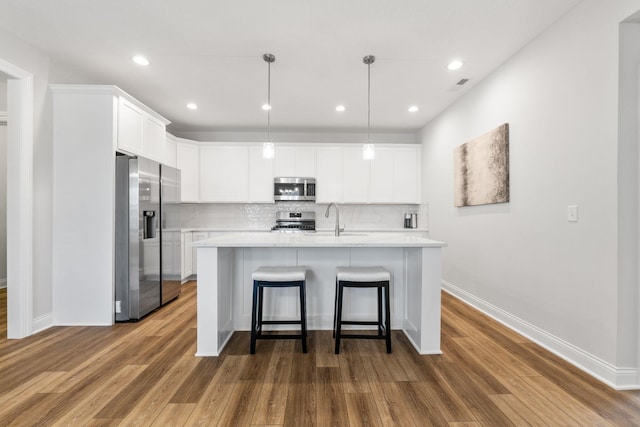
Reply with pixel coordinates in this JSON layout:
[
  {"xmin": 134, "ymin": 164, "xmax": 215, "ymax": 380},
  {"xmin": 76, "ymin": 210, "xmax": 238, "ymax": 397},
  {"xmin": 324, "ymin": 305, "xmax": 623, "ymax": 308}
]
[{"xmin": 192, "ymin": 232, "xmax": 446, "ymax": 356}]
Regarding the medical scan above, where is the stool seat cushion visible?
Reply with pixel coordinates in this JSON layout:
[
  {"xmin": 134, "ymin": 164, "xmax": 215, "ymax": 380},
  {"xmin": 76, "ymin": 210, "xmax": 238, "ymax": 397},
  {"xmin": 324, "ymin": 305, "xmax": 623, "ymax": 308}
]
[
  {"xmin": 336, "ymin": 266, "xmax": 390, "ymax": 282},
  {"xmin": 252, "ymin": 266, "xmax": 307, "ymax": 282}
]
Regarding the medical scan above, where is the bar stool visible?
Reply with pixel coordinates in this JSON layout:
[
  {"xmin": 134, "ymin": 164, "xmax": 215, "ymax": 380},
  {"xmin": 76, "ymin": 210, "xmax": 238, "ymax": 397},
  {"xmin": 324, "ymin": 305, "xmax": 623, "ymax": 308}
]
[
  {"xmin": 333, "ymin": 266, "xmax": 391, "ymax": 354},
  {"xmin": 250, "ymin": 266, "xmax": 308, "ymax": 354}
]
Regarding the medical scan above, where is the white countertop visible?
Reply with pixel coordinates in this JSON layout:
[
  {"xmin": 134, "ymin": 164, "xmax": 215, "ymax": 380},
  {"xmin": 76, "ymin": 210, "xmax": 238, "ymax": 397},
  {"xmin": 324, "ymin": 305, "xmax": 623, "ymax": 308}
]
[{"xmin": 190, "ymin": 231, "xmax": 445, "ymax": 248}]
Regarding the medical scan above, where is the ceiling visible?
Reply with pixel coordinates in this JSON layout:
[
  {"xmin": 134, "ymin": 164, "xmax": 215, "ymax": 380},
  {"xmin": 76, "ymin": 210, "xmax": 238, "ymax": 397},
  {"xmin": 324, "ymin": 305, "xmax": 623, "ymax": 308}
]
[{"xmin": 0, "ymin": 0, "xmax": 582, "ymax": 135}]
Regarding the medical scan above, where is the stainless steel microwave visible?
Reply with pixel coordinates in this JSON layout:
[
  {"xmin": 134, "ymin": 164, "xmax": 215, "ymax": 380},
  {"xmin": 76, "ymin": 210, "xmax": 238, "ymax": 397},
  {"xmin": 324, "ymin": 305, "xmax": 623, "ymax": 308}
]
[{"xmin": 274, "ymin": 177, "xmax": 316, "ymax": 202}]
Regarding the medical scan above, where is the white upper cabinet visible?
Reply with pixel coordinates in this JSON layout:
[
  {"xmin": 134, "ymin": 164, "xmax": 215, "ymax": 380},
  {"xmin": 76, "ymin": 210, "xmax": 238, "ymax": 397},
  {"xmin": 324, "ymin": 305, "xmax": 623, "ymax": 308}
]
[
  {"xmin": 393, "ymin": 146, "xmax": 421, "ymax": 203},
  {"xmin": 249, "ymin": 145, "xmax": 275, "ymax": 203},
  {"xmin": 116, "ymin": 94, "xmax": 171, "ymax": 164},
  {"xmin": 315, "ymin": 147, "xmax": 341, "ymax": 203},
  {"xmin": 163, "ymin": 133, "xmax": 178, "ymax": 168},
  {"xmin": 117, "ymin": 97, "xmax": 144, "ymax": 155},
  {"xmin": 274, "ymin": 146, "xmax": 316, "ymax": 178},
  {"xmin": 341, "ymin": 146, "xmax": 369, "ymax": 203},
  {"xmin": 176, "ymin": 140, "xmax": 200, "ymax": 203},
  {"xmin": 369, "ymin": 146, "xmax": 395, "ymax": 202},
  {"xmin": 199, "ymin": 145, "xmax": 249, "ymax": 202}
]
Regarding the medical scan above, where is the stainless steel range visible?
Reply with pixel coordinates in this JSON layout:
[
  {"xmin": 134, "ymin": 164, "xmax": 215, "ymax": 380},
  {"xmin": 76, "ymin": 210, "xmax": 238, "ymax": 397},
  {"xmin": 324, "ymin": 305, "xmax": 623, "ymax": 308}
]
[{"xmin": 271, "ymin": 211, "xmax": 316, "ymax": 232}]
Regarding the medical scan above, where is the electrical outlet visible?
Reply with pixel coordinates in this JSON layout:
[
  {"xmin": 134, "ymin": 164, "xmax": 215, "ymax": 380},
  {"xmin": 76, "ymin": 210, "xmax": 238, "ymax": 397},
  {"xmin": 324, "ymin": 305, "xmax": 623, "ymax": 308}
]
[
  {"xmin": 567, "ymin": 205, "xmax": 578, "ymax": 222},
  {"xmin": 115, "ymin": 300, "xmax": 121, "ymax": 313}
]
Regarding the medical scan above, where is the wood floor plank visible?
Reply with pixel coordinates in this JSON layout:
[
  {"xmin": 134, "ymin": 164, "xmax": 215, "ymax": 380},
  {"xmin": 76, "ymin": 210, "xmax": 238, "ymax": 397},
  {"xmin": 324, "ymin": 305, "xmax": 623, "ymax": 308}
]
[
  {"xmin": 184, "ymin": 355, "xmax": 249, "ymax": 425},
  {"xmin": 51, "ymin": 364, "xmax": 148, "ymax": 426},
  {"xmin": 150, "ymin": 403, "xmax": 196, "ymax": 426},
  {"xmin": 345, "ymin": 392, "xmax": 384, "ymax": 427},
  {"xmin": 315, "ymin": 367, "xmax": 349, "ymax": 426},
  {"xmin": 118, "ymin": 355, "xmax": 201, "ymax": 426},
  {"xmin": 368, "ymin": 381, "xmax": 419, "ymax": 426},
  {"xmin": 169, "ymin": 356, "xmax": 223, "ymax": 404},
  {"xmin": 252, "ymin": 339, "xmax": 295, "ymax": 425},
  {"xmin": 489, "ymin": 394, "xmax": 548, "ymax": 427},
  {"xmin": 284, "ymin": 350, "xmax": 317, "ymax": 427},
  {"xmin": 338, "ymin": 340, "xmax": 371, "ymax": 394}
]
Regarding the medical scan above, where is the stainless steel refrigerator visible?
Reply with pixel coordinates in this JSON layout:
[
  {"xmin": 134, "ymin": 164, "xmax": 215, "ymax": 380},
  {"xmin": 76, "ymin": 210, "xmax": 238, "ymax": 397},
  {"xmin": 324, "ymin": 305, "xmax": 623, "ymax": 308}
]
[{"xmin": 115, "ymin": 154, "xmax": 181, "ymax": 321}]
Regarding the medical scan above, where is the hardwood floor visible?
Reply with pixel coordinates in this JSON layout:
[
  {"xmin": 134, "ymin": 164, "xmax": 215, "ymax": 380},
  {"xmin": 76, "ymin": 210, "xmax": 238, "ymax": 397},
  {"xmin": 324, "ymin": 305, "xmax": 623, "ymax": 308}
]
[{"xmin": 1, "ymin": 282, "xmax": 640, "ymax": 425}]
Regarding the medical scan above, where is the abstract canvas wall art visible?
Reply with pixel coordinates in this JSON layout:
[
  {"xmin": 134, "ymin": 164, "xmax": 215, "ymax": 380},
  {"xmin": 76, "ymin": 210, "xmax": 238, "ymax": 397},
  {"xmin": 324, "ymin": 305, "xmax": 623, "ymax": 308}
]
[{"xmin": 453, "ymin": 123, "xmax": 509, "ymax": 207}]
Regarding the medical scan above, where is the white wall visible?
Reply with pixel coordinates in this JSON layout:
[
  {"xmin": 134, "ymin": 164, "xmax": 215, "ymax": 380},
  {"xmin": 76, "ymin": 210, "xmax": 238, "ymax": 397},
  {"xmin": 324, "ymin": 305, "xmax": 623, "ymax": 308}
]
[{"xmin": 419, "ymin": 0, "xmax": 640, "ymax": 388}]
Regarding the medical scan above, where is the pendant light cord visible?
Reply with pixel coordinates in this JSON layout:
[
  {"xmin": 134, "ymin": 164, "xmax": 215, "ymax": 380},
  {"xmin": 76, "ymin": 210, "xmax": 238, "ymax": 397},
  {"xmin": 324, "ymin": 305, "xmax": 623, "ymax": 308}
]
[
  {"xmin": 267, "ymin": 60, "xmax": 271, "ymax": 143},
  {"xmin": 367, "ymin": 60, "xmax": 371, "ymax": 144},
  {"xmin": 363, "ymin": 55, "xmax": 375, "ymax": 146}
]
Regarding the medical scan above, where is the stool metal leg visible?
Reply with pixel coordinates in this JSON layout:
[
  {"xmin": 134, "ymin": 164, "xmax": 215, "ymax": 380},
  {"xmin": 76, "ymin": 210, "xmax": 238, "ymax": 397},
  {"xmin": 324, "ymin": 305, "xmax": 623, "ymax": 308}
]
[
  {"xmin": 385, "ymin": 281, "xmax": 392, "ymax": 353},
  {"xmin": 377, "ymin": 286, "xmax": 383, "ymax": 336},
  {"xmin": 335, "ymin": 281, "xmax": 344, "ymax": 354},
  {"xmin": 332, "ymin": 277, "xmax": 338, "ymax": 338},
  {"xmin": 250, "ymin": 280, "xmax": 259, "ymax": 354},
  {"xmin": 300, "ymin": 280, "xmax": 308, "ymax": 353},
  {"xmin": 257, "ymin": 284, "xmax": 265, "ymax": 337}
]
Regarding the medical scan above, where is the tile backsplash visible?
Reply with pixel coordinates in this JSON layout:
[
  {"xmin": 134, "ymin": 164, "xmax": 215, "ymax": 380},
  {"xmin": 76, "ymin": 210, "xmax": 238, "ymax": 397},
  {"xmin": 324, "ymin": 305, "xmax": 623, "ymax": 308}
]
[{"xmin": 178, "ymin": 203, "xmax": 428, "ymax": 231}]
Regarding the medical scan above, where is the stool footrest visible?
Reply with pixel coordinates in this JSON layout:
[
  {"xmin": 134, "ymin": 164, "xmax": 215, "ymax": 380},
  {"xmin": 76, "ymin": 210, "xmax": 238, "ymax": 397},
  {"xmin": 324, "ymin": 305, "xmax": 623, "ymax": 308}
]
[
  {"xmin": 260, "ymin": 320, "xmax": 302, "ymax": 325},
  {"xmin": 337, "ymin": 334, "xmax": 389, "ymax": 340},
  {"xmin": 340, "ymin": 320, "xmax": 381, "ymax": 326},
  {"xmin": 255, "ymin": 333, "xmax": 305, "ymax": 340}
]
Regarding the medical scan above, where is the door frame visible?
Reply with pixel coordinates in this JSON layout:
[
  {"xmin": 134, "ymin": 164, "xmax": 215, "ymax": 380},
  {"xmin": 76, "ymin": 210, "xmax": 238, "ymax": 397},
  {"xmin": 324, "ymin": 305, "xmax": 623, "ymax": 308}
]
[{"xmin": 0, "ymin": 58, "xmax": 34, "ymax": 338}]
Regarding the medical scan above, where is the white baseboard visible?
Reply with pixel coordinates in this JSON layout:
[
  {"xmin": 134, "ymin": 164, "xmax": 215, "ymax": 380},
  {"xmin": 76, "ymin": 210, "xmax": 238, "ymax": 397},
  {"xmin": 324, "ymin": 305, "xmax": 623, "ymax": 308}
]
[
  {"xmin": 0, "ymin": 278, "xmax": 6, "ymax": 289},
  {"xmin": 442, "ymin": 280, "xmax": 640, "ymax": 390},
  {"xmin": 32, "ymin": 313, "xmax": 54, "ymax": 335}
]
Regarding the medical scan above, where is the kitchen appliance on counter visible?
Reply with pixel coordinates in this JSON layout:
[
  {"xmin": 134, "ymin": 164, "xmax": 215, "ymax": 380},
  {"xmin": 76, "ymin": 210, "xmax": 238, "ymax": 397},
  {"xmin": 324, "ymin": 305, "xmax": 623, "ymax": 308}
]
[
  {"xmin": 274, "ymin": 177, "xmax": 316, "ymax": 202},
  {"xmin": 271, "ymin": 211, "xmax": 316, "ymax": 232},
  {"xmin": 115, "ymin": 154, "xmax": 181, "ymax": 321},
  {"xmin": 404, "ymin": 213, "xmax": 418, "ymax": 229}
]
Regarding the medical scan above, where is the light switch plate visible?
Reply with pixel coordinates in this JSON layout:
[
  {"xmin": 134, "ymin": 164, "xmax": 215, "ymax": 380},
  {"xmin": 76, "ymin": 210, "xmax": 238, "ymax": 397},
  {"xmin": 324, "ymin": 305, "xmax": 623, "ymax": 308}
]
[{"xmin": 568, "ymin": 205, "xmax": 578, "ymax": 222}]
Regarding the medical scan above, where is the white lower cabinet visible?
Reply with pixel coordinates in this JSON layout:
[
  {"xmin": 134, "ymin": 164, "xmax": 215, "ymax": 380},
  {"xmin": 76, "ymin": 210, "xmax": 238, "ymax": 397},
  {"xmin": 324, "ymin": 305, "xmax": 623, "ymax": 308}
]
[{"xmin": 181, "ymin": 232, "xmax": 193, "ymax": 281}]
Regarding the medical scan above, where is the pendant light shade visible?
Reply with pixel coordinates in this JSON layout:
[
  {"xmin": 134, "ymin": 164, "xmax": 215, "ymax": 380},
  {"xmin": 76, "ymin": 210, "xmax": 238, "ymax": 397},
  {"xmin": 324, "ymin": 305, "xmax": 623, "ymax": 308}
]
[
  {"xmin": 263, "ymin": 53, "xmax": 276, "ymax": 159},
  {"xmin": 363, "ymin": 55, "xmax": 375, "ymax": 160}
]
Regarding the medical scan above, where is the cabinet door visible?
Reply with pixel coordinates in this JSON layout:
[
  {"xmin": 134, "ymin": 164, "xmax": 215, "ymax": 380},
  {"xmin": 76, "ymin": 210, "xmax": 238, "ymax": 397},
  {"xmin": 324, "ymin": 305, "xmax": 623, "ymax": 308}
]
[
  {"xmin": 142, "ymin": 115, "xmax": 166, "ymax": 162},
  {"xmin": 117, "ymin": 97, "xmax": 144, "ymax": 155},
  {"xmin": 342, "ymin": 147, "xmax": 369, "ymax": 203},
  {"xmin": 248, "ymin": 145, "xmax": 274, "ymax": 202},
  {"xmin": 294, "ymin": 147, "xmax": 316, "ymax": 177},
  {"xmin": 274, "ymin": 146, "xmax": 316, "ymax": 178},
  {"xmin": 394, "ymin": 146, "xmax": 421, "ymax": 203},
  {"xmin": 274, "ymin": 146, "xmax": 296, "ymax": 177},
  {"xmin": 315, "ymin": 147, "xmax": 341, "ymax": 203},
  {"xmin": 177, "ymin": 142, "xmax": 200, "ymax": 202},
  {"xmin": 163, "ymin": 133, "xmax": 177, "ymax": 168},
  {"xmin": 369, "ymin": 146, "xmax": 394, "ymax": 202},
  {"xmin": 200, "ymin": 145, "xmax": 249, "ymax": 202},
  {"xmin": 184, "ymin": 233, "xmax": 193, "ymax": 278}
]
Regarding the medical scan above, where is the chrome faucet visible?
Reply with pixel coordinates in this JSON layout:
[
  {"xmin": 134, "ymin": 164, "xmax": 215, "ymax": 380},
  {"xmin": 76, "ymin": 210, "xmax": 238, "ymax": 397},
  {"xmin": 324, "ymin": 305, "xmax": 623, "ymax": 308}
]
[{"xmin": 324, "ymin": 203, "xmax": 344, "ymax": 236}]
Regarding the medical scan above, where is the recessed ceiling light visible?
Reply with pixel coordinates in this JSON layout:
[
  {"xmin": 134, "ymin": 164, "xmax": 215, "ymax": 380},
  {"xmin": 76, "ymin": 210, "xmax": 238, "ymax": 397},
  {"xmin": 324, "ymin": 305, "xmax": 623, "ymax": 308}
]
[
  {"xmin": 447, "ymin": 60, "xmax": 463, "ymax": 71},
  {"xmin": 262, "ymin": 104, "xmax": 271, "ymax": 111},
  {"xmin": 186, "ymin": 103, "xmax": 198, "ymax": 110},
  {"xmin": 336, "ymin": 105, "xmax": 346, "ymax": 112},
  {"xmin": 408, "ymin": 106, "xmax": 419, "ymax": 113},
  {"xmin": 132, "ymin": 55, "xmax": 150, "ymax": 66}
]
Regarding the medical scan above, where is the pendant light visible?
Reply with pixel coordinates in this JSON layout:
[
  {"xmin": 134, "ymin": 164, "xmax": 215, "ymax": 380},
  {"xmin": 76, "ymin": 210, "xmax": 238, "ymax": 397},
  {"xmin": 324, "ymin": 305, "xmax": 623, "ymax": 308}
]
[
  {"xmin": 262, "ymin": 53, "xmax": 276, "ymax": 159},
  {"xmin": 363, "ymin": 55, "xmax": 376, "ymax": 160}
]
